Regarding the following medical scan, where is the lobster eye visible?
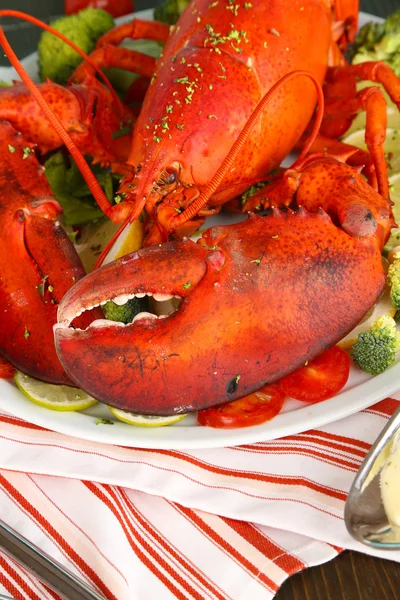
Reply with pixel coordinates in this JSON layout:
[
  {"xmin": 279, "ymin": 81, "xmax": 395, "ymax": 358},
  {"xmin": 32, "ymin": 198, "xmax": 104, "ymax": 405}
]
[
  {"xmin": 157, "ymin": 162, "xmax": 181, "ymax": 188},
  {"xmin": 166, "ymin": 171, "xmax": 178, "ymax": 185}
]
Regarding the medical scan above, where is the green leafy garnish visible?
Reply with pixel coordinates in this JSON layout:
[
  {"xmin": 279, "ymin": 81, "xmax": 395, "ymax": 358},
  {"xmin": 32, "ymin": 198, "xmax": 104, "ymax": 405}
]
[{"xmin": 44, "ymin": 152, "xmax": 119, "ymax": 226}]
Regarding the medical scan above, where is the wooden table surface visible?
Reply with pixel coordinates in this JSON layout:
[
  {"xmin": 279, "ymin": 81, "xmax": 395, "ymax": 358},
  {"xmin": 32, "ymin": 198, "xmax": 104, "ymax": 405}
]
[
  {"xmin": 277, "ymin": 551, "xmax": 400, "ymax": 600},
  {"xmin": 2, "ymin": 0, "xmax": 400, "ymax": 597}
]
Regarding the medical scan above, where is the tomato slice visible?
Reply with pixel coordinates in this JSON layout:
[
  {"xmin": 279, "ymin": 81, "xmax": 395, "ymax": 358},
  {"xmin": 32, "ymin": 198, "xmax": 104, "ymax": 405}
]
[
  {"xmin": 0, "ymin": 356, "xmax": 16, "ymax": 379},
  {"xmin": 279, "ymin": 345, "xmax": 350, "ymax": 403},
  {"xmin": 197, "ymin": 384, "xmax": 285, "ymax": 429}
]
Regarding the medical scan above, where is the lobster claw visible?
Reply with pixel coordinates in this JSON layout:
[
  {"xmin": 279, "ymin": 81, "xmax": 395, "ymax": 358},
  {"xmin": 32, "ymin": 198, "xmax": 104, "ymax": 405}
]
[
  {"xmin": 55, "ymin": 210, "xmax": 386, "ymax": 415},
  {"xmin": 0, "ymin": 121, "xmax": 94, "ymax": 385}
]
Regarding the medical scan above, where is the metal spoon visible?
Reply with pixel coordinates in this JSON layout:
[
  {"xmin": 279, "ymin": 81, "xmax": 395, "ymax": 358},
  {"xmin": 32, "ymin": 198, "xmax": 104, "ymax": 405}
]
[{"xmin": 345, "ymin": 406, "xmax": 400, "ymax": 549}]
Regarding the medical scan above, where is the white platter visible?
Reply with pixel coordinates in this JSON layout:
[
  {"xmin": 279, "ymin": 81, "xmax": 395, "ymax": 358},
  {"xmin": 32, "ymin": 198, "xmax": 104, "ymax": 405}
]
[{"xmin": 0, "ymin": 10, "xmax": 393, "ymax": 450}]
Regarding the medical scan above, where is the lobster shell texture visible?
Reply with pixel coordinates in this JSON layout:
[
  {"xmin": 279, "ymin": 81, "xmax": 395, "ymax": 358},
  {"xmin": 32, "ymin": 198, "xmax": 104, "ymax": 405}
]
[{"xmin": 125, "ymin": 0, "xmax": 334, "ymax": 220}]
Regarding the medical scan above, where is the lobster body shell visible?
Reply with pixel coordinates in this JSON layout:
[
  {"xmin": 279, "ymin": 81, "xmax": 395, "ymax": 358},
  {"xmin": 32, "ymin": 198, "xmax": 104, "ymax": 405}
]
[
  {"xmin": 128, "ymin": 0, "xmax": 334, "ymax": 214},
  {"xmin": 0, "ymin": 121, "xmax": 94, "ymax": 384}
]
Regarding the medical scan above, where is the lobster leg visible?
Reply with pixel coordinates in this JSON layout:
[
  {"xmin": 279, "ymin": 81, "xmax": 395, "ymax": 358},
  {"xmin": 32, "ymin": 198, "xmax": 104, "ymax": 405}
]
[
  {"xmin": 95, "ymin": 19, "xmax": 170, "ymax": 48},
  {"xmin": 327, "ymin": 62, "xmax": 400, "ymax": 107},
  {"xmin": 70, "ymin": 47, "xmax": 157, "ymax": 84},
  {"xmin": 332, "ymin": 0, "xmax": 359, "ymax": 48},
  {"xmin": 321, "ymin": 83, "xmax": 390, "ymax": 197},
  {"xmin": 322, "ymin": 61, "xmax": 400, "ymax": 140},
  {"xmin": 71, "ymin": 18, "xmax": 169, "ymax": 83}
]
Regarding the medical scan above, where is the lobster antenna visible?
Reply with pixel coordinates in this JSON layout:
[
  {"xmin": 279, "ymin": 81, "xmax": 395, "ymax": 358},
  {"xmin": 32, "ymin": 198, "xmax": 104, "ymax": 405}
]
[
  {"xmin": 172, "ymin": 70, "xmax": 324, "ymax": 228},
  {"xmin": 0, "ymin": 11, "xmax": 132, "ymax": 223}
]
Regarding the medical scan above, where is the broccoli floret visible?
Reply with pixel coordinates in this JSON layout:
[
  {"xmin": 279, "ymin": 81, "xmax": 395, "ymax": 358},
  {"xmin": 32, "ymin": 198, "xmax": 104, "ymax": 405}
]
[
  {"xmin": 38, "ymin": 8, "xmax": 114, "ymax": 84},
  {"xmin": 80, "ymin": 7, "xmax": 115, "ymax": 41},
  {"xmin": 350, "ymin": 9, "xmax": 400, "ymax": 76},
  {"xmin": 385, "ymin": 9, "xmax": 400, "ymax": 34},
  {"xmin": 350, "ymin": 21, "xmax": 385, "ymax": 57},
  {"xmin": 352, "ymin": 315, "xmax": 400, "ymax": 375},
  {"xmin": 154, "ymin": 0, "xmax": 190, "ymax": 25},
  {"xmin": 102, "ymin": 297, "xmax": 149, "ymax": 324},
  {"xmin": 388, "ymin": 256, "xmax": 400, "ymax": 310}
]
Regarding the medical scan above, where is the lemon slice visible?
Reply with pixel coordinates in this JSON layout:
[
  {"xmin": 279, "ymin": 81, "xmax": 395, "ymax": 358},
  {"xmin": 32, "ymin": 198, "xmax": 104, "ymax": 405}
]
[
  {"xmin": 14, "ymin": 372, "xmax": 98, "ymax": 411},
  {"xmin": 101, "ymin": 219, "xmax": 145, "ymax": 264},
  {"xmin": 75, "ymin": 218, "xmax": 144, "ymax": 272},
  {"xmin": 342, "ymin": 128, "xmax": 400, "ymax": 176},
  {"xmin": 338, "ymin": 285, "xmax": 396, "ymax": 349},
  {"xmin": 109, "ymin": 406, "xmax": 188, "ymax": 427}
]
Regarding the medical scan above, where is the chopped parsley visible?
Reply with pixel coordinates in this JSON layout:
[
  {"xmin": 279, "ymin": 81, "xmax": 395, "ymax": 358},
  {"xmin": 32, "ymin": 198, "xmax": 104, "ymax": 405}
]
[
  {"xmin": 175, "ymin": 75, "xmax": 189, "ymax": 84},
  {"xmin": 204, "ymin": 24, "xmax": 247, "ymax": 53},
  {"xmin": 241, "ymin": 182, "xmax": 268, "ymax": 204},
  {"xmin": 37, "ymin": 275, "xmax": 49, "ymax": 298}
]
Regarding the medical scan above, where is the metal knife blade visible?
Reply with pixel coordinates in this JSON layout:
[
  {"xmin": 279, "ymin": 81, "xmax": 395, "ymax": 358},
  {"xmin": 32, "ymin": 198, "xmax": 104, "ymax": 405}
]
[{"xmin": 0, "ymin": 520, "xmax": 106, "ymax": 600}]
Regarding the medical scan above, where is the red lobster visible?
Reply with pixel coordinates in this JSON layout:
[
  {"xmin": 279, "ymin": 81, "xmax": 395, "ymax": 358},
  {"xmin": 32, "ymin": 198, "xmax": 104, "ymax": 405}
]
[
  {"xmin": 74, "ymin": 0, "xmax": 398, "ymax": 244},
  {"xmin": 0, "ymin": 3, "xmax": 398, "ymax": 237},
  {"xmin": 0, "ymin": 2, "xmax": 380, "ymax": 240},
  {"xmin": 0, "ymin": 1, "xmax": 399, "ymax": 406}
]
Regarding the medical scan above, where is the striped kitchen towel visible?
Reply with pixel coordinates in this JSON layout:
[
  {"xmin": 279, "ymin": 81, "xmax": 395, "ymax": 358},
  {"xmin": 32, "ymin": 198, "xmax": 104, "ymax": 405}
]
[{"xmin": 0, "ymin": 397, "xmax": 399, "ymax": 599}]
